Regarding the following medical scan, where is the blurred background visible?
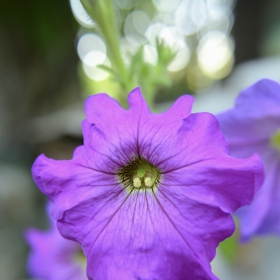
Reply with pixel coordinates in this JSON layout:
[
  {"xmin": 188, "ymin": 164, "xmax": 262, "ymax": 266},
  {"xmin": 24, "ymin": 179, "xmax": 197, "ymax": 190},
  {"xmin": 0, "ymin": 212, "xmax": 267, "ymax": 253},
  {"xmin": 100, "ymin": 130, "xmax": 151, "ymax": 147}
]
[{"xmin": 0, "ymin": 0, "xmax": 280, "ymax": 279}]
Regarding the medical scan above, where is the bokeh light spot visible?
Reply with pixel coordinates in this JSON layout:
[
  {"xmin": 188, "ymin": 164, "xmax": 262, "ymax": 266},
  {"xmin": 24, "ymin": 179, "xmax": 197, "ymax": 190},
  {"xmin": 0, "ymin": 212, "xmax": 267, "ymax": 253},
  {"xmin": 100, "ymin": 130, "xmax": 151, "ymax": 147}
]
[
  {"xmin": 70, "ymin": 0, "xmax": 95, "ymax": 28},
  {"xmin": 114, "ymin": 0, "xmax": 139, "ymax": 10},
  {"xmin": 197, "ymin": 31, "xmax": 234, "ymax": 79},
  {"xmin": 83, "ymin": 51, "xmax": 106, "ymax": 67},
  {"xmin": 152, "ymin": 0, "xmax": 181, "ymax": 12},
  {"xmin": 120, "ymin": 37, "xmax": 141, "ymax": 65},
  {"xmin": 157, "ymin": 27, "xmax": 190, "ymax": 72},
  {"xmin": 145, "ymin": 23, "xmax": 167, "ymax": 45},
  {"xmin": 77, "ymin": 33, "xmax": 106, "ymax": 63},
  {"xmin": 175, "ymin": 0, "xmax": 207, "ymax": 36},
  {"xmin": 83, "ymin": 57, "xmax": 111, "ymax": 82},
  {"xmin": 124, "ymin": 11, "xmax": 150, "ymax": 44},
  {"xmin": 143, "ymin": 44, "xmax": 158, "ymax": 65}
]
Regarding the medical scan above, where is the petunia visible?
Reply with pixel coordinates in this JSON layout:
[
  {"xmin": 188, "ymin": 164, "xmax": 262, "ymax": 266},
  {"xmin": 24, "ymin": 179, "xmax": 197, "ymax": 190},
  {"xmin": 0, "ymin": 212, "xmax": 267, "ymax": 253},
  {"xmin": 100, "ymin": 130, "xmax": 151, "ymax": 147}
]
[
  {"xmin": 25, "ymin": 202, "xmax": 87, "ymax": 280},
  {"xmin": 216, "ymin": 78, "xmax": 280, "ymax": 242},
  {"xmin": 32, "ymin": 88, "xmax": 264, "ymax": 280}
]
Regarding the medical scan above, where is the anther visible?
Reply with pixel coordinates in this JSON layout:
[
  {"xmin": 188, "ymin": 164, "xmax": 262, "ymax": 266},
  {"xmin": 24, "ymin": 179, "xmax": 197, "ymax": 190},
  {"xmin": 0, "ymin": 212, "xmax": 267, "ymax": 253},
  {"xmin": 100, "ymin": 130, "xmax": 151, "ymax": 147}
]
[
  {"xmin": 133, "ymin": 177, "xmax": 141, "ymax": 188},
  {"xmin": 144, "ymin": 177, "xmax": 153, "ymax": 188}
]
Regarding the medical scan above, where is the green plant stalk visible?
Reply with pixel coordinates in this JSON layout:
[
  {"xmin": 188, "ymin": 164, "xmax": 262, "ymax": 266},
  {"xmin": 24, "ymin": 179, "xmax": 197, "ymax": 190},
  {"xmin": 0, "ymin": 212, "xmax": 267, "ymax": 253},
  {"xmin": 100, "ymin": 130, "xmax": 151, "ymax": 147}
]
[{"xmin": 80, "ymin": 0, "xmax": 135, "ymax": 103}]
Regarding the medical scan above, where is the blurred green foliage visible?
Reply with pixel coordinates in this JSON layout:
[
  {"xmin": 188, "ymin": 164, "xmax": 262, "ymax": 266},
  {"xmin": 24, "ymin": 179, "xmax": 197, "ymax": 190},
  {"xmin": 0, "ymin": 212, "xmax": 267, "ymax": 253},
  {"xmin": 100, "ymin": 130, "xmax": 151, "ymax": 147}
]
[
  {"xmin": 0, "ymin": 1, "xmax": 78, "ymax": 57},
  {"xmin": 218, "ymin": 219, "xmax": 240, "ymax": 262}
]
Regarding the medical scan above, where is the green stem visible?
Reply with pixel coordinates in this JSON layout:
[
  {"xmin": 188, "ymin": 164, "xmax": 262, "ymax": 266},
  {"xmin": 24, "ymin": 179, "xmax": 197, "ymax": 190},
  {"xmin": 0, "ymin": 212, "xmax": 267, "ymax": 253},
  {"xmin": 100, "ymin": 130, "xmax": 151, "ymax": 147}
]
[{"xmin": 80, "ymin": 0, "xmax": 135, "ymax": 104}]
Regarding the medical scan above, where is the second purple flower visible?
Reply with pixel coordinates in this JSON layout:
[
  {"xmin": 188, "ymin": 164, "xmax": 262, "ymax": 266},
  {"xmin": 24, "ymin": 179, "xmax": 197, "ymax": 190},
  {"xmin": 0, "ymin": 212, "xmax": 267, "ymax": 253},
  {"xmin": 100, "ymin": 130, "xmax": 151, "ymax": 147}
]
[{"xmin": 217, "ymin": 79, "xmax": 280, "ymax": 241}]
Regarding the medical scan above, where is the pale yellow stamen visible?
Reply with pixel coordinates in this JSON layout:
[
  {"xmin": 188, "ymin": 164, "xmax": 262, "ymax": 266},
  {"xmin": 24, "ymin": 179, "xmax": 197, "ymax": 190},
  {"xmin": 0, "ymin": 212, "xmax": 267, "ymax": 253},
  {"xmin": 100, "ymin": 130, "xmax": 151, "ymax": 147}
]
[
  {"xmin": 144, "ymin": 177, "xmax": 153, "ymax": 188},
  {"xmin": 133, "ymin": 177, "xmax": 141, "ymax": 188}
]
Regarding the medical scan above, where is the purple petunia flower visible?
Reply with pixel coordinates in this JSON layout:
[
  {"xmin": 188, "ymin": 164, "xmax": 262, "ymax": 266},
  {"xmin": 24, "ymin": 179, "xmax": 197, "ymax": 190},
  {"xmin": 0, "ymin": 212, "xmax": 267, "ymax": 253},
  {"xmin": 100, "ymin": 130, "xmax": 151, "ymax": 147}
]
[
  {"xmin": 32, "ymin": 88, "xmax": 264, "ymax": 280},
  {"xmin": 217, "ymin": 79, "xmax": 280, "ymax": 241},
  {"xmin": 25, "ymin": 202, "xmax": 87, "ymax": 280}
]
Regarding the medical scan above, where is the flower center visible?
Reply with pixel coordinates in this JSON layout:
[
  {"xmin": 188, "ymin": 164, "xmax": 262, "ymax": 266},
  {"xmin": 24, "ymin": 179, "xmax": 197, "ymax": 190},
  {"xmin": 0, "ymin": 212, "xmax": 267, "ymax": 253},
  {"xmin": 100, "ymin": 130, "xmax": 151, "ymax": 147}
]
[
  {"xmin": 117, "ymin": 157, "xmax": 161, "ymax": 191},
  {"xmin": 271, "ymin": 128, "xmax": 280, "ymax": 153}
]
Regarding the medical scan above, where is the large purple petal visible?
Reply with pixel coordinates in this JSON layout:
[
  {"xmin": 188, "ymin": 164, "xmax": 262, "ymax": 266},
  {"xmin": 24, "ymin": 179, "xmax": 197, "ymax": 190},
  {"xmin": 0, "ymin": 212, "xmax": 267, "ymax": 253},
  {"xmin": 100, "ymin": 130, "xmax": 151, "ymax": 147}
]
[
  {"xmin": 156, "ymin": 113, "xmax": 263, "ymax": 213},
  {"xmin": 57, "ymin": 191, "xmax": 233, "ymax": 279},
  {"xmin": 32, "ymin": 153, "xmax": 119, "ymax": 221},
  {"xmin": 82, "ymin": 88, "xmax": 195, "ymax": 170}
]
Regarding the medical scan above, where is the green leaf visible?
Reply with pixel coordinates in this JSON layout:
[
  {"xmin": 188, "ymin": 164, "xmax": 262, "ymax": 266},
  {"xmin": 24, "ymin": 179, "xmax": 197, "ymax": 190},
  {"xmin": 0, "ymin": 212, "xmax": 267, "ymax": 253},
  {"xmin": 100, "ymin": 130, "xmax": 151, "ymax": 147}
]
[{"xmin": 97, "ymin": 65, "xmax": 117, "ymax": 76}]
